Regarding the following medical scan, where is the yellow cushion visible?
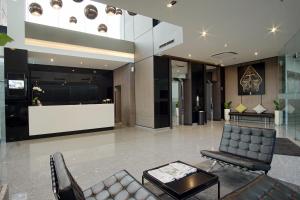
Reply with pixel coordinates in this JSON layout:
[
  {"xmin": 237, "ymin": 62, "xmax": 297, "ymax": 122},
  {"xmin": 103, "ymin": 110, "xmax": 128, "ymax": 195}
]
[{"xmin": 235, "ymin": 103, "xmax": 247, "ymax": 113}]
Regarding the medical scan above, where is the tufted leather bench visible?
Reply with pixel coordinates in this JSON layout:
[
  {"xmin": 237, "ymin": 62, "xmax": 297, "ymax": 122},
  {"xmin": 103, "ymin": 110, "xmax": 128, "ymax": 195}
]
[
  {"xmin": 201, "ymin": 125, "xmax": 276, "ymax": 174},
  {"xmin": 221, "ymin": 174, "xmax": 300, "ymax": 200},
  {"xmin": 50, "ymin": 152, "xmax": 158, "ymax": 200}
]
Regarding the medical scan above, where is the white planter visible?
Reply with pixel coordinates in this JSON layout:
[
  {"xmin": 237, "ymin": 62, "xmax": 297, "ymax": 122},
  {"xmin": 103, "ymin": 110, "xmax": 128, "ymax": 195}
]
[
  {"xmin": 274, "ymin": 110, "xmax": 283, "ymax": 125},
  {"xmin": 176, "ymin": 107, "xmax": 179, "ymax": 117},
  {"xmin": 224, "ymin": 109, "xmax": 231, "ymax": 121}
]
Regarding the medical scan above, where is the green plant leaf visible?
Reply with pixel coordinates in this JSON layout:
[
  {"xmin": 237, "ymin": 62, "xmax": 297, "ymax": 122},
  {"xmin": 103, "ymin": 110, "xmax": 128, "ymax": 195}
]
[
  {"xmin": 224, "ymin": 101, "xmax": 232, "ymax": 109},
  {"xmin": 0, "ymin": 33, "xmax": 14, "ymax": 46}
]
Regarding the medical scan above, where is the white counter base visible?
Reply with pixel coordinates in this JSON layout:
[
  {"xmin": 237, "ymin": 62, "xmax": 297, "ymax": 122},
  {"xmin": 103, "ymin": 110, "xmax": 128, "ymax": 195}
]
[{"xmin": 29, "ymin": 104, "xmax": 114, "ymax": 136}]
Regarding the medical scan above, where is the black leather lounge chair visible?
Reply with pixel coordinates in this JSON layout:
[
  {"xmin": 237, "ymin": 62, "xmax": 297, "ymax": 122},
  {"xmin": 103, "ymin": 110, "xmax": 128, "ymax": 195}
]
[
  {"xmin": 201, "ymin": 124, "xmax": 276, "ymax": 174},
  {"xmin": 50, "ymin": 152, "xmax": 158, "ymax": 200}
]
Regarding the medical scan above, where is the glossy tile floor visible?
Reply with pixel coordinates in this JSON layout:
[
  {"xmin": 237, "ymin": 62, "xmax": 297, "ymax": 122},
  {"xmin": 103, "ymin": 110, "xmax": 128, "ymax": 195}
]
[{"xmin": 0, "ymin": 121, "xmax": 300, "ymax": 200}]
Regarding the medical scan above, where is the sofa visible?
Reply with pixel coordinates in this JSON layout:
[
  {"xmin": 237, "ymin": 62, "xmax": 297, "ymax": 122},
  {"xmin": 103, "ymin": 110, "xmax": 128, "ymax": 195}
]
[
  {"xmin": 201, "ymin": 124, "xmax": 276, "ymax": 174},
  {"xmin": 50, "ymin": 152, "xmax": 158, "ymax": 200}
]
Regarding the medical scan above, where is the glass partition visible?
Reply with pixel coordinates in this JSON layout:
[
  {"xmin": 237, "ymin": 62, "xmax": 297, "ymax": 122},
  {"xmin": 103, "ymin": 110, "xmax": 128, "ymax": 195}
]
[{"xmin": 280, "ymin": 29, "xmax": 300, "ymax": 140}]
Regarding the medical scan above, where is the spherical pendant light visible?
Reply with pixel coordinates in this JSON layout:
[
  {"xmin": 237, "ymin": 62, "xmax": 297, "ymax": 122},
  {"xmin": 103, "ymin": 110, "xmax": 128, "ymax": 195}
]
[
  {"xmin": 127, "ymin": 11, "xmax": 136, "ymax": 16},
  {"xmin": 116, "ymin": 8, "xmax": 123, "ymax": 15},
  {"xmin": 69, "ymin": 16, "xmax": 77, "ymax": 24},
  {"xmin": 98, "ymin": 24, "xmax": 108, "ymax": 33},
  {"xmin": 105, "ymin": 5, "xmax": 116, "ymax": 15},
  {"xmin": 84, "ymin": 5, "xmax": 98, "ymax": 19},
  {"xmin": 50, "ymin": 0, "xmax": 63, "ymax": 9},
  {"xmin": 29, "ymin": 3, "xmax": 43, "ymax": 16}
]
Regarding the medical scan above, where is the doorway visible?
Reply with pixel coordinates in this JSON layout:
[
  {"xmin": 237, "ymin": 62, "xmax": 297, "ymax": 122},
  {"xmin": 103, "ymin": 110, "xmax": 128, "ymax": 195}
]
[
  {"xmin": 171, "ymin": 60, "xmax": 188, "ymax": 126},
  {"xmin": 114, "ymin": 86, "xmax": 122, "ymax": 123},
  {"xmin": 205, "ymin": 65, "xmax": 222, "ymax": 121}
]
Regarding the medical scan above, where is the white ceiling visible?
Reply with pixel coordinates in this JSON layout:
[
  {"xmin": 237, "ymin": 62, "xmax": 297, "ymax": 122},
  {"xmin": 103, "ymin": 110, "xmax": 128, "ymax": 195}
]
[
  {"xmin": 28, "ymin": 52, "xmax": 127, "ymax": 70},
  {"xmin": 95, "ymin": 0, "xmax": 300, "ymax": 66}
]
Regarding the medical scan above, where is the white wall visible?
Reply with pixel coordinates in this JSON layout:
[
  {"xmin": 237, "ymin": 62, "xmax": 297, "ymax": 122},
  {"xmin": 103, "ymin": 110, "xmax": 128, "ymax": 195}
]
[
  {"xmin": 0, "ymin": 0, "xmax": 7, "ymax": 26},
  {"xmin": 134, "ymin": 15, "xmax": 152, "ymax": 39},
  {"xmin": 7, "ymin": 0, "xmax": 25, "ymax": 49},
  {"xmin": 124, "ymin": 13, "xmax": 134, "ymax": 42},
  {"xmin": 134, "ymin": 30, "xmax": 153, "ymax": 62},
  {"xmin": 153, "ymin": 22, "xmax": 183, "ymax": 55}
]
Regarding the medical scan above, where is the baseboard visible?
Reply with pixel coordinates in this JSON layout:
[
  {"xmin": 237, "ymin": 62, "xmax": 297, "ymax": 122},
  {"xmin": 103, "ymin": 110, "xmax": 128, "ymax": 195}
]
[{"xmin": 22, "ymin": 127, "xmax": 114, "ymax": 141}]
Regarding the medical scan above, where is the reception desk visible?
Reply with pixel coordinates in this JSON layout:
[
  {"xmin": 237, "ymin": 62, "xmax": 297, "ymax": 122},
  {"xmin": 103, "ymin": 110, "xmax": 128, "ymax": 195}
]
[{"xmin": 28, "ymin": 104, "xmax": 114, "ymax": 136}]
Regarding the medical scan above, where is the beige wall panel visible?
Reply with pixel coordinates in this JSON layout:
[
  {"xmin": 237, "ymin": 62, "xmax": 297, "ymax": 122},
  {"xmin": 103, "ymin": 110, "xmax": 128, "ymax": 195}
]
[{"xmin": 135, "ymin": 57, "xmax": 154, "ymax": 128}]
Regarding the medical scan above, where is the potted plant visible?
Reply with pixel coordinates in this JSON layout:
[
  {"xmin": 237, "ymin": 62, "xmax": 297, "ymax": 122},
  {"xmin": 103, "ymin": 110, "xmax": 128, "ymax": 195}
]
[
  {"xmin": 175, "ymin": 101, "xmax": 179, "ymax": 117},
  {"xmin": 224, "ymin": 101, "xmax": 232, "ymax": 121},
  {"xmin": 0, "ymin": 33, "xmax": 13, "ymax": 46},
  {"xmin": 273, "ymin": 100, "xmax": 283, "ymax": 125},
  {"xmin": 32, "ymin": 86, "xmax": 45, "ymax": 106}
]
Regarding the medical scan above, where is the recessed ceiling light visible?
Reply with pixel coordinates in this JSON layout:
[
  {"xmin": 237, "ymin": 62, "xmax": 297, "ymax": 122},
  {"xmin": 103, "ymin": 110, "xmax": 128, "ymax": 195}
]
[
  {"xmin": 50, "ymin": 58, "xmax": 54, "ymax": 62},
  {"xmin": 220, "ymin": 64, "xmax": 224, "ymax": 67},
  {"xmin": 80, "ymin": 61, "xmax": 83, "ymax": 64},
  {"xmin": 200, "ymin": 31, "xmax": 208, "ymax": 37},
  {"xmin": 254, "ymin": 52, "xmax": 259, "ymax": 56},
  {"xmin": 104, "ymin": 64, "xmax": 108, "ymax": 67},
  {"xmin": 188, "ymin": 54, "xmax": 192, "ymax": 58},
  {"xmin": 269, "ymin": 25, "xmax": 279, "ymax": 34},
  {"xmin": 167, "ymin": 0, "xmax": 177, "ymax": 8},
  {"xmin": 224, "ymin": 43, "xmax": 228, "ymax": 48}
]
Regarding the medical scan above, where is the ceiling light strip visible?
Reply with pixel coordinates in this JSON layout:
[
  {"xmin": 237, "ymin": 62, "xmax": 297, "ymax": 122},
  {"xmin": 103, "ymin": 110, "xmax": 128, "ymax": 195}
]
[{"xmin": 25, "ymin": 38, "xmax": 134, "ymax": 59}]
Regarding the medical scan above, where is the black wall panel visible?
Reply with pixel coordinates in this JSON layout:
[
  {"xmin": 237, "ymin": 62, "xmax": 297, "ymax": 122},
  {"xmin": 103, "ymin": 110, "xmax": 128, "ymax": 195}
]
[
  {"xmin": 191, "ymin": 62, "xmax": 205, "ymax": 123},
  {"xmin": 29, "ymin": 64, "xmax": 113, "ymax": 105},
  {"xmin": 4, "ymin": 48, "xmax": 29, "ymax": 142},
  {"xmin": 154, "ymin": 56, "xmax": 170, "ymax": 128}
]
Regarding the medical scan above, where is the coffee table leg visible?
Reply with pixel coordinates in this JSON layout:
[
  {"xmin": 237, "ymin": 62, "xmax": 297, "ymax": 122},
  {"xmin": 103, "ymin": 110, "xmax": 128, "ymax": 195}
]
[
  {"xmin": 218, "ymin": 180, "xmax": 220, "ymax": 199},
  {"xmin": 142, "ymin": 176, "xmax": 144, "ymax": 185}
]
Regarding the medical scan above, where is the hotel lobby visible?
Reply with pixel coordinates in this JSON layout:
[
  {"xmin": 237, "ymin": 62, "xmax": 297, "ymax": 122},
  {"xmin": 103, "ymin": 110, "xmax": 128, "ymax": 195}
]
[{"xmin": 0, "ymin": 0, "xmax": 300, "ymax": 200}]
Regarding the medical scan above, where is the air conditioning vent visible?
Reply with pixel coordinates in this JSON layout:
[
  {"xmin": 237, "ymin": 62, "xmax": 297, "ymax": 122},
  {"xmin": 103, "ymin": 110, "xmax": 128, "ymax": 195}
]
[
  {"xmin": 211, "ymin": 51, "xmax": 238, "ymax": 60},
  {"xmin": 159, "ymin": 39, "xmax": 175, "ymax": 49}
]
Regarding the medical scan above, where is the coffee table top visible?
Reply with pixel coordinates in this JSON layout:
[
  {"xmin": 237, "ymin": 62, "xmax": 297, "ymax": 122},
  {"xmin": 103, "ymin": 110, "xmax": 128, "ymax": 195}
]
[{"xmin": 143, "ymin": 161, "xmax": 219, "ymax": 200}]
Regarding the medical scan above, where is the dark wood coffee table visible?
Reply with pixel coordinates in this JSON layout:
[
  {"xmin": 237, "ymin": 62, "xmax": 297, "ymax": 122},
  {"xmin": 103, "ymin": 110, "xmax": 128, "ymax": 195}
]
[{"xmin": 142, "ymin": 161, "xmax": 220, "ymax": 200}]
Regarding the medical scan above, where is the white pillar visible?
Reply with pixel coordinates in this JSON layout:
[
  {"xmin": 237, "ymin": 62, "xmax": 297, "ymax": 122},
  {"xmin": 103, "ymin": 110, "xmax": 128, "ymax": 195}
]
[{"xmin": 7, "ymin": 0, "xmax": 25, "ymax": 49}]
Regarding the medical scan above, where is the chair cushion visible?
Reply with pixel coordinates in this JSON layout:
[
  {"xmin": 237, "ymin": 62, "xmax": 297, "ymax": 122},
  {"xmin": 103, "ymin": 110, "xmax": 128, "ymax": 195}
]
[
  {"xmin": 235, "ymin": 104, "xmax": 247, "ymax": 113},
  {"xmin": 220, "ymin": 125, "xmax": 276, "ymax": 164},
  {"xmin": 222, "ymin": 175, "xmax": 300, "ymax": 200},
  {"xmin": 201, "ymin": 150, "xmax": 271, "ymax": 171},
  {"xmin": 253, "ymin": 104, "xmax": 267, "ymax": 114},
  {"xmin": 83, "ymin": 170, "xmax": 158, "ymax": 200}
]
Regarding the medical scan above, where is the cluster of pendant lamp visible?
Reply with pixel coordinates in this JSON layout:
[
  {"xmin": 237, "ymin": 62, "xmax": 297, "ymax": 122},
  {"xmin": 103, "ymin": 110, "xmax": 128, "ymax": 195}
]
[{"xmin": 28, "ymin": 0, "xmax": 134, "ymax": 33}]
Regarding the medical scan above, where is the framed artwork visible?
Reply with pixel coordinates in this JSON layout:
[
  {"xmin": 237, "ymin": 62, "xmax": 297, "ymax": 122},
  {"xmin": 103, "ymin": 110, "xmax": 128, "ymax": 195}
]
[{"xmin": 238, "ymin": 62, "xmax": 265, "ymax": 95}]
